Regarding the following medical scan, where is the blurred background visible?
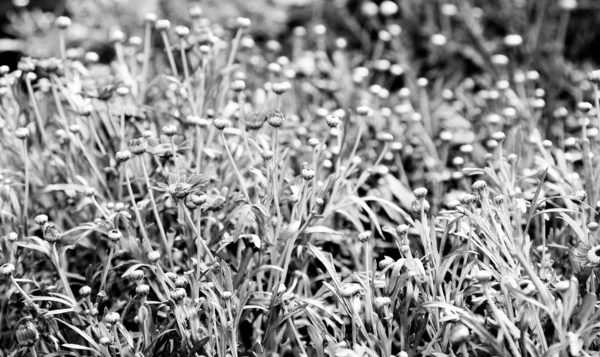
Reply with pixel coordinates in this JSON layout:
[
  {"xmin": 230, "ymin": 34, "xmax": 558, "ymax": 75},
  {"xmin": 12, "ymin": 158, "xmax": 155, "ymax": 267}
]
[{"xmin": 2, "ymin": 0, "xmax": 600, "ymax": 107}]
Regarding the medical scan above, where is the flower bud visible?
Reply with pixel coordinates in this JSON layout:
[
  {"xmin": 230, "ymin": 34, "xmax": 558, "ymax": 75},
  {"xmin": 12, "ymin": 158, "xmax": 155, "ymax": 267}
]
[
  {"xmin": 107, "ymin": 229, "xmax": 122, "ymax": 243},
  {"xmin": 79, "ymin": 286, "xmax": 92, "ymax": 297},
  {"xmin": 155, "ymin": 19, "xmax": 171, "ymax": 31},
  {"xmin": 104, "ymin": 312, "xmax": 120, "ymax": 324},
  {"xmin": 1, "ymin": 263, "xmax": 15, "ymax": 277},
  {"xmin": 55, "ymin": 16, "xmax": 72, "ymax": 29},
  {"xmin": 144, "ymin": 13, "xmax": 157, "ymax": 24},
  {"xmin": 357, "ymin": 231, "xmax": 372, "ymax": 242},
  {"xmin": 43, "ymin": 223, "xmax": 62, "ymax": 243},
  {"xmin": 15, "ymin": 127, "xmax": 29, "ymax": 140},
  {"xmin": 222, "ymin": 291, "xmax": 233, "ymax": 300},
  {"xmin": 147, "ymin": 251, "xmax": 161, "ymax": 263},
  {"xmin": 231, "ymin": 79, "xmax": 246, "ymax": 92},
  {"xmin": 379, "ymin": 256, "xmax": 395, "ymax": 269},
  {"xmin": 213, "ymin": 118, "xmax": 229, "ymax": 130},
  {"xmin": 472, "ymin": 180, "xmax": 487, "ymax": 192},
  {"xmin": 7, "ymin": 232, "xmax": 18, "ymax": 242},
  {"xmin": 15, "ymin": 321, "xmax": 39, "ymax": 347},
  {"xmin": 162, "ymin": 125, "xmax": 177, "ymax": 136},
  {"xmin": 136, "ymin": 284, "xmax": 150, "ymax": 297},
  {"xmin": 261, "ymin": 150, "xmax": 273, "ymax": 161},
  {"xmin": 170, "ymin": 288, "xmax": 187, "ymax": 301},
  {"xmin": 175, "ymin": 26, "xmax": 189, "ymax": 38},
  {"xmin": 99, "ymin": 336, "xmax": 111, "ymax": 346},
  {"xmin": 267, "ymin": 111, "xmax": 285, "ymax": 128},
  {"xmin": 116, "ymin": 150, "xmax": 132, "ymax": 164},
  {"xmin": 129, "ymin": 138, "xmax": 148, "ymax": 155},
  {"xmin": 301, "ymin": 168, "xmax": 315, "ymax": 181},
  {"xmin": 413, "ymin": 187, "xmax": 428, "ymax": 199},
  {"xmin": 34, "ymin": 214, "xmax": 48, "ymax": 226}
]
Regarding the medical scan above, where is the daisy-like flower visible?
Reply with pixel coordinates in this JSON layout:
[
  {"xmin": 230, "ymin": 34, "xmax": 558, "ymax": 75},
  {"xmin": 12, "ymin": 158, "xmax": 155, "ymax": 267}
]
[
  {"xmin": 569, "ymin": 236, "xmax": 600, "ymax": 280},
  {"xmin": 154, "ymin": 173, "xmax": 210, "ymax": 200}
]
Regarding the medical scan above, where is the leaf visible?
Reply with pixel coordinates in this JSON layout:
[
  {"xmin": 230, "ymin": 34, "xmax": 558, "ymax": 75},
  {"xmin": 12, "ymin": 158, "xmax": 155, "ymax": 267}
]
[{"xmin": 307, "ymin": 244, "xmax": 341, "ymax": 287}]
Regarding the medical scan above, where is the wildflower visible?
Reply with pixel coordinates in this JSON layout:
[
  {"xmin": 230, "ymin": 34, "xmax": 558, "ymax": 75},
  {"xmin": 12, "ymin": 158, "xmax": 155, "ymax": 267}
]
[
  {"xmin": 175, "ymin": 26, "xmax": 189, "ymax": 38},
  {"xmin": 191, "ymin": 193, "xmax": 207, "ymax": 206},
  {"xmin": 413, "ymin": 187, "xmax": 428, "ymax": 199},
  {"xmin": 213, "ymin": 118, "xmax": 229, "ymax": 130},
  {"xmin": 15, "ymin": 127, "xmax": 29, "ymax": 140},
  {"xmin": 175, "ymin": 277, "xmax": 188, "ymax": 288},
  {"xmin": 519, "ymin": 280, "xmax": 536, "ymax": 296},
  {"xmin": 267, "ymin": 111, "xmax": 285, "ymax": 128},
  {"xmin": 165, "ymin": 272, "xmax": 177, "ymax": 282},
  {"xmin": 107, "ymin": 229, "xmax": 122, "ymax": 243},
  {"xmin": 79, "ymin": 286, "xmax": 92, "ymax": 297},
  {"xmin": 129, "ymin": 270, "xmax": 144, "ymax": 281},
  {"xmin": 55, "ymin": 16, "xmax": 71, "ymax": 29},
  {"xmin": 588, "ymin": 222, "xmax": 599, "ymax": 232},
  {"xmin": 411, "ymin": 199, "xmax": 430, "ymax": 213},
  {"xmin": 155, "ymin": 173, "xmax": 209, "ymax": 200},
  {"xmin": 290, "ymin": 195, "xmax": 300, "ymax": 203},
  {"xmin": 8, "ymin": 232, "xmax": 18, "ymax": 242},
  {"xmin": 570, "ymin": 190, "xmax": 587, "ymax": 202},
  {"xmin": 340, "ymin": 283, "xmax": 361, "ymax": 298},
  {"xmin": 34, "ymin": 214, "xmax": 48, "ymax": 226},
  {"xmin": 400, "ymin": 245, "xmax": 410, "ymax": 254},
  {"xmin": 356, "ymin": 106, "xmax": 371, "ymax": 116},
  {"xmin": 1, "ymin": 263, "xmax": 15, "ymax": 277},
  {"xmin": 493, "ymin": 195, "xmax": 505, "ymax": 205},
  {"xmin": 325, "ymin": 114, "xmax": 340, "ymax": 128},
  {"xmin": 222, "ymin": 291, "xmax": 233, "ymax": 300},
  {"xmin": 308, "ymin": 138, "xmax": 320, "ymax": 148},
  {"xmin": 472, "ymin": 180, "xmax": 487, "ymax": 192},
  {"xmin": 379, "ymin": 1, "xmax": 399, "ymax": 16},
  {"xmin": 99, "ymin": 337, "xmax": 111, "ymax": 346},
  {"xmin": 170, "ymin": 288, "xmax": 187, "ymax": 301},
  {"xmin": 115, "ymin": 150, "xmax": 132, "ymax": 164},
  {"xmin": 189, "ymin": 4, "xmax": 203, "ymax": 18},
  {"xmin": 162, "ymin": 125, "xmax": 177, "ymax": 137},
  {"xmin": 43, "ymin": 223, "xmax": 62, "ymax": 243},
  {"xmin": 272, "ymin": 82, "xmax": 291, "ymax": 95},
  {"xmin": 357, "ymin": 231, "xmax": 372, "ymax": 242},
  {"xmin": 396, "ymin": 224, "xmax": 409, "ymax": 237},
  {"xmin": 504, "ymin": 34, "xmax": 523, "ymax": 47},
  {"xmin": 155, "ymin": 19, "xmax": 171, "ymax": 31},
  {"xmin": 84, "ymin": 187, "xmax": 95, "ymax": 198},
  {"xmin": 236, "ymin": 17, "xmax": 251, "ymax": 29},
  {"xmin": 231, "ymin": 79, "xmax": 246, "ymax": 92},
  {"xmin": 301, "ymin": 169, "xmax": 315, "ymax": 181},
  {"xmin": 136, "ymin": 284, "xmax": 150, "ymax": 297},
  {"xmin": 577, "ymin": 102, "xmax": 592, "ymax": 113},
  {"xmin": 147, "ymin": 251, "xmax": 161, "ymax": 263},
  {"xmin": 104, "ymin": 312, "xmax": 120, "ymax": 324},
  {"xmin": 128, "ymin": 138, "xmax": 148, "ymax": 155},
  {"xmin": 261, "ymin": 150, "xmax": 274, "ymax": 161},
  {"xmin": 15, "ymin": 321, "xmax": 39, "ymax": 347}
]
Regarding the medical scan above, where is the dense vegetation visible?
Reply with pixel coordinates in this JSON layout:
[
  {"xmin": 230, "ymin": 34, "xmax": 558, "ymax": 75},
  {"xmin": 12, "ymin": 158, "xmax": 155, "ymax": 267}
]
[{"xmin": 2, "ymin": 0, "xmax": 600, "ymax": 356}]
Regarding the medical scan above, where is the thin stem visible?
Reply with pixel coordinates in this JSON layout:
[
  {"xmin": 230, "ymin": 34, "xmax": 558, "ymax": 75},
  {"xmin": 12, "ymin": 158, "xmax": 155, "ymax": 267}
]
[
  {"xmin": 99, "ymin": 245, "xmax": 115, "ymax": 294},
  {"xmin": 124, "ymin": 162, "xmax": 152, "ymax": 253},
  {"xmin": 180, "ymin": 202, "xmax": 214, "ymax": 262},
  {"xmin": 9, "ymin": 275, "xmax": 38, "ymax": 311},
  {"xmin": 24, "ymin": 77, "xmax": 49, "ymax": 144},
  {"xmin": 139, "ymin": 22, "xmax": 152, "ymax": 105},
  {"xmin": 219, "ymin": 132, "xmax": 251, "ymax": 202},
  {"xmin": 160, "ymin": 31, "xmax": 179, "ymax": 77},
  {"xmin": 139, "ymin": 157, "xmax": 173, "ymax": 266},
  {"xmin": 22, "ymin": 141, "xmax": 29, "ymax": 236},
  {"xmin": 170, "ymin": 136, "xmax": 181, "ymax": 179}
]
